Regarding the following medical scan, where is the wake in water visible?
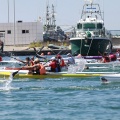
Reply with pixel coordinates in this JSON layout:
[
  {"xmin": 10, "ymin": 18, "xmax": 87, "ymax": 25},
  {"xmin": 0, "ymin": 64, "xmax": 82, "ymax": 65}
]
[
  {"xmin": 67, "ymin": 58, "xmax": 86, "ymax": 73},
  {"xmin": 3, "ymin": 73, "xmax": 13, "ymax": 90},
  {"xmin": 0, "ymin": 72, "xmax": 19, "ymax": 91}
]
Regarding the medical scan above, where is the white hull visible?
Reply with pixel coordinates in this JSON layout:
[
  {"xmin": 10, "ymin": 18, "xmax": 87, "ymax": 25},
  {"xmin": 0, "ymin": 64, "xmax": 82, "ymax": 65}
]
[{"xmin": 100, "ymin": 74, "xmax": 120, "ymax": 83}]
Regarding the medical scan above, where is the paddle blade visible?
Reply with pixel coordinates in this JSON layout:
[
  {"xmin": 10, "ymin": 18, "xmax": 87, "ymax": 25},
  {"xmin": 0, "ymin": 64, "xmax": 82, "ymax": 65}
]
[
  {"xmin": 12, "ymin": 71, "xmax": 19, "ymax": 77},
  {"xmin": 37, "ymin": 46, "xmax": 44, "ymax": 54}
]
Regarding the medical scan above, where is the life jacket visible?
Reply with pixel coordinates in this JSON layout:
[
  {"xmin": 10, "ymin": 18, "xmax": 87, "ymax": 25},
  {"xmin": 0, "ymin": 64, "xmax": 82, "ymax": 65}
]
[
  {"xmin": 0, "ymin": 56, "xmax": 2, "ymax": 61},
  {"xmin": 60, "ymin": 59, "xmax": 65, "ymax": 67},
  {"xmin": 39, "ymin": 64, "xmax": 46, "ymax": 75},
  {"xmin": 109, "ymin": 54, "xmax": 117, "ymax": 61},
  {"xmin": 103, "ymin": 56, "xmax": 111, "ymax": 63}
]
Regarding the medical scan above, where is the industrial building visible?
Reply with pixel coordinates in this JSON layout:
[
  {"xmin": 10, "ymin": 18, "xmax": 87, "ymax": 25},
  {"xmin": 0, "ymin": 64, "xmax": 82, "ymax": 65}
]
[{"xmin": 0, "ymin": 21, "xmax": 43, "ymax": 45}]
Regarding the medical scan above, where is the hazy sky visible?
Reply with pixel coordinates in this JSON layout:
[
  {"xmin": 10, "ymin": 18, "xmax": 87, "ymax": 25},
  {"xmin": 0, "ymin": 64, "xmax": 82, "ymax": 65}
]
[{"xmin": 0, "ymin": 0, "xmax": 120, "ymax": 30}]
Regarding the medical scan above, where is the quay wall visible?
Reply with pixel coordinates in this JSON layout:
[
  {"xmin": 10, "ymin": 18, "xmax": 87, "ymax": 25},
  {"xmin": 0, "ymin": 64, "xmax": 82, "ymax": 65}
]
[{"xmin": 2, "ymin": 38, "xmax": 120, "ymax": 56}]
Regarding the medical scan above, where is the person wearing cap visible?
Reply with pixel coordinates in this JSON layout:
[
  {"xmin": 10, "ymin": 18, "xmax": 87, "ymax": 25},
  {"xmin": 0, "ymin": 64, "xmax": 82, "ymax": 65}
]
[
  {"xmin": 48, "ymin": 57, "xmax": 58, "ymax": 72},
  {"xmin": 67, "ymin": 53, "xmax": 75, "ymax": 64}
]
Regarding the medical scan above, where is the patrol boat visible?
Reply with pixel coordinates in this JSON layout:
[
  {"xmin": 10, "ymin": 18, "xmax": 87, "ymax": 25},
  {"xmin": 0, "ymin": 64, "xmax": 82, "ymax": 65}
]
[{"xmin": 70, "ymin": 0, "xmax": 112, "ymax": 56}]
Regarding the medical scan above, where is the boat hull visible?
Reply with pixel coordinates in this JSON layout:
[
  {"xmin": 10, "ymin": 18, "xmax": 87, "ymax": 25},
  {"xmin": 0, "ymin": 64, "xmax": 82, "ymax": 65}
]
[{"xmin": 70, "ymin": 38, "xmax": 112, "ymax": 56}]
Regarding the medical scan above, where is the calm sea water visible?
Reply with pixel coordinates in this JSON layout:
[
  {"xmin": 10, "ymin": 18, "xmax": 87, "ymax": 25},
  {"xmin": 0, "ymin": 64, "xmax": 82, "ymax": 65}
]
[{"xmin": 0, "ymin": 56, "xmax": 120, "ymax": 120}]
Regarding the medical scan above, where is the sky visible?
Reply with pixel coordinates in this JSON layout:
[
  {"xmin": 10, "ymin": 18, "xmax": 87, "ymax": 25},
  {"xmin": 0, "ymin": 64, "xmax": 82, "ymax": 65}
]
[{"xmin": 0, "ymin": 0, "xmax": 120, "ymax": 31}]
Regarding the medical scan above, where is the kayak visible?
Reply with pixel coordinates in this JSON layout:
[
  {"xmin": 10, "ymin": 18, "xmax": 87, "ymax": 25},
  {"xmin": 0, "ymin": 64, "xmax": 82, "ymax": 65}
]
[
  {"xmin": 0, "ymin": 60, "xmax": 23, "ymax": 65},
  {"xmin": 85, "ymin": 61, "xmax": 120, "ymax": 67},
  {"xmin": 0, "ymin": 70, "xmax": 118, "ymax": 79}
]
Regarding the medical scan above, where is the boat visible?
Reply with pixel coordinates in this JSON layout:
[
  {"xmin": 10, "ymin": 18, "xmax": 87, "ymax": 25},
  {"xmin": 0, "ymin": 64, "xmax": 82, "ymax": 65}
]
[
  {"xmin": 43, "ymin": 4, "xmax": 67, "ymax": 41},
  {"xmin": 0, "ymin": 60, "xmax": 23, "ymax": 65},
  {"xmin": 100, "ymin": 74, "xmax": 120, "ymax": 83},
  {"xmin": 0, "ymin": 70, "xmax": 117, "ymax": 79},
  {"xmin": 48, "ymin": 44, "xmax": 67, "ymax": 49},
  {"xmin": 70, "ymin": 0, "xmax": 112, "ymax": 56}
]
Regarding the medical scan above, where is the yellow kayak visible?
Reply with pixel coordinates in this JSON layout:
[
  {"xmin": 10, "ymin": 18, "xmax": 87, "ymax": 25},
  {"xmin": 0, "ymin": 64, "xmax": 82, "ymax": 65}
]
[{"xmin": 0, "ymin": 71, "xmax": 117, "ymax": 79}]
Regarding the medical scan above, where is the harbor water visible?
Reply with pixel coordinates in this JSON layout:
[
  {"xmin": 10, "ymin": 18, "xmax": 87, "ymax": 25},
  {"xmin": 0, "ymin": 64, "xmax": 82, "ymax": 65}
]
[{"xmin": 0, "ymin": 56, "xmax": 120, "ymax": 120}]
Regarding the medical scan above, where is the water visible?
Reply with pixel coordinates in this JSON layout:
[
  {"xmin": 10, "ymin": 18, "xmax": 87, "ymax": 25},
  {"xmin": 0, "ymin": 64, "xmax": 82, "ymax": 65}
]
[{"xmin": 0, "ymin": 56, "xmax": 120, "ymax": 120}]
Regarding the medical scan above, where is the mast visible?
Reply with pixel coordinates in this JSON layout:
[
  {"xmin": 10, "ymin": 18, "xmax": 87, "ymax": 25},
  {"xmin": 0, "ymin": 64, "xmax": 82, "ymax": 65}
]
[
  {"xmin": 81, "ymin": 0, "xmax": 103, "ymax": 20},
  {"xmin": 46, "ymin": 4, "xmax": 50, "ymax": 31},
  {"xmin": 51, "ymin": 4, "xmax": 56, "ymax": 30}
]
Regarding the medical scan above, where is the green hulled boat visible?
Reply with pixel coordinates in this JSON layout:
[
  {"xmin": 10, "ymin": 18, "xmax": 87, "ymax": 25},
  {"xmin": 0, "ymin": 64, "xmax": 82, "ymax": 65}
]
[{"xmin": 70, "ymin": 0, "xmax": 112, "ymax": 56}]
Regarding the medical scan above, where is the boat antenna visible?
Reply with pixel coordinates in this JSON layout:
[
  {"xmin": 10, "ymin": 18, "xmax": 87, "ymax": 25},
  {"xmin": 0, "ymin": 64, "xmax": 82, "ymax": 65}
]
[{"xmin": 84, "ymin": 0, "xmax": 94, "ymax": 4}]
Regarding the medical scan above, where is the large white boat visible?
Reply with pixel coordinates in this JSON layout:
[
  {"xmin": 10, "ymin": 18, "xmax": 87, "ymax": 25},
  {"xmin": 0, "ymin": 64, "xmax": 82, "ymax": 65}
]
[{"xmin": 70, "ymin": 0, "xmax": 112, "ymax": 56}]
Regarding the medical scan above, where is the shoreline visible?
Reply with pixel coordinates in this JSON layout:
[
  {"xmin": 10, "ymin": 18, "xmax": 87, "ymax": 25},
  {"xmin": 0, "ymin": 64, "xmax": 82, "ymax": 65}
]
[
  {"xmin": 2, "ymin": 46, "xmax": 71, "ymax": 56},
  {"xmin": 1, "ymin": 45, "xmax": 120, "ymax": 56}
]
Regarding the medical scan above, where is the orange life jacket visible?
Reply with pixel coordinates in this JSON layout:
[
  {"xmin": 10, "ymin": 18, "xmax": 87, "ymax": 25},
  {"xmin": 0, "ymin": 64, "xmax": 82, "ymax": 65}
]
[{"xmin": 39, "ymin": 64, "xmax": 46, "ymax": 75}]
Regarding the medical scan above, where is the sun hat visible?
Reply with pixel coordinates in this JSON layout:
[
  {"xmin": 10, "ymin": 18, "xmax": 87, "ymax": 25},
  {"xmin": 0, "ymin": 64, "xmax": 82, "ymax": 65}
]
[{"xmin": 34, "ymin": 58, "xmax": 40, "ymax": 62}]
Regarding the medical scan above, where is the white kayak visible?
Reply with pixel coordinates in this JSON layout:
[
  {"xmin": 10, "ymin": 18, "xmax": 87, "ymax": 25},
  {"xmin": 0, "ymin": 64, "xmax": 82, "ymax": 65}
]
[
  {"xmin": 0, "ymin": 60, "xmax": 23, "ymax": 65},
  {"xmin": 100, "ymin": 74, "xmax": 120, "ymax": 83}
]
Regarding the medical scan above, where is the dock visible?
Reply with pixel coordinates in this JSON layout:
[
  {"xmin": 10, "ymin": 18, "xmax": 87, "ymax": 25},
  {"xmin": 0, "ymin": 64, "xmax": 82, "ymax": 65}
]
[
  {"xmin": 1, "ymin": 45, "xmax": 120, "ymax": 56},
  {"xmin": 2, "ymin": 46, "xmax": 71, "ymax": 56}
]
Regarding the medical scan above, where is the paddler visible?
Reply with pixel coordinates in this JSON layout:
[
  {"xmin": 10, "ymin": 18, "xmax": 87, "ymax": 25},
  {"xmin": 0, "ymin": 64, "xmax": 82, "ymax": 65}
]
[
  {"xmin": 67, "ymin": 53, "xmax": 75, "ymax": 64},
  {"xmin": 56, "ymin": 54, "xmax": 66, "ymax": 70},
  {"xmin": 100, "ymin": 52, "xmax": 111, "ymax": 63},
  {"xmin": 47, "ymin": 57, "xmax": 58, "ymax": 72},
  {"xmin": 18, "ymin": 57, "xmax": 31, "ymax": 66},
  {"xmin": 22, "ymin": 58, "xmax": 46, "ymax": 75}
]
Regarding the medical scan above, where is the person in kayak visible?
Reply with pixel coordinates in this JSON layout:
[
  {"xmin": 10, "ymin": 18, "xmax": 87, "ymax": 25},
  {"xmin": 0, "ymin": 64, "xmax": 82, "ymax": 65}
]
[
  {"xmin": 100, "ymin": 52, "xmax": 111, "ymax": 63},
  {"xmin": 67, "ymin": 53, "xmax": 75, "ymax": 64},
  {"xmin": 22, "ymin": 58, "xmax": 46, "ymax": 75},
  {"xmin": 56, "ymin": 54, "xmax": 66, "ymax": 70},
  {"xmin": 48, "ymin": 57, "xmax": 58, "ymax": 72},
  {"xmin": 16, "ymin": 57, "xmax": 32, "ymax": 66},
  {"xmin": 109, "ymin": 54, "xmax": 117, "ymax": 61}
]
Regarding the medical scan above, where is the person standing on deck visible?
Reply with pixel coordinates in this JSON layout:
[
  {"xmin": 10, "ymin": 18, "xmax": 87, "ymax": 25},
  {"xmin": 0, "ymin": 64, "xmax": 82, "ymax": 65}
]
[{"xmin": 0, "ymin": 40, "xmax": 4, "ymax": 53}]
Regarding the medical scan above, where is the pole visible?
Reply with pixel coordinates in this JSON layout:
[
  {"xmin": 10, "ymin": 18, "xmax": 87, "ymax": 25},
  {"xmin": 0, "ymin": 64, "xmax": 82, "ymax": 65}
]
[
  {"xmin": 13, "ymin": 0, "xmax": 15, "ymax": 46},
  {"xmin": 8, "ymin": 0, "xmax": 9, "ymax": 23}
]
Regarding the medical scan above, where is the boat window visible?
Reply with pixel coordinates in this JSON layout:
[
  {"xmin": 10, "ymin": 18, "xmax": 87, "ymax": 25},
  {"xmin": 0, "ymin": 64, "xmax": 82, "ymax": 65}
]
[
  {"xmin": 83, "ymin": 23, "xmax": 95, "ymax": 29},
  {"xmin": 77, "ymin": 23, "xmax": 82, "ymax": 29},
  {"xmin": 83, "ymin": 23, "xmax": 103, "ymax": 29},
  {"xmin": 97, "ymin": 23, "xmax": 103, "ymax": 29}
]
